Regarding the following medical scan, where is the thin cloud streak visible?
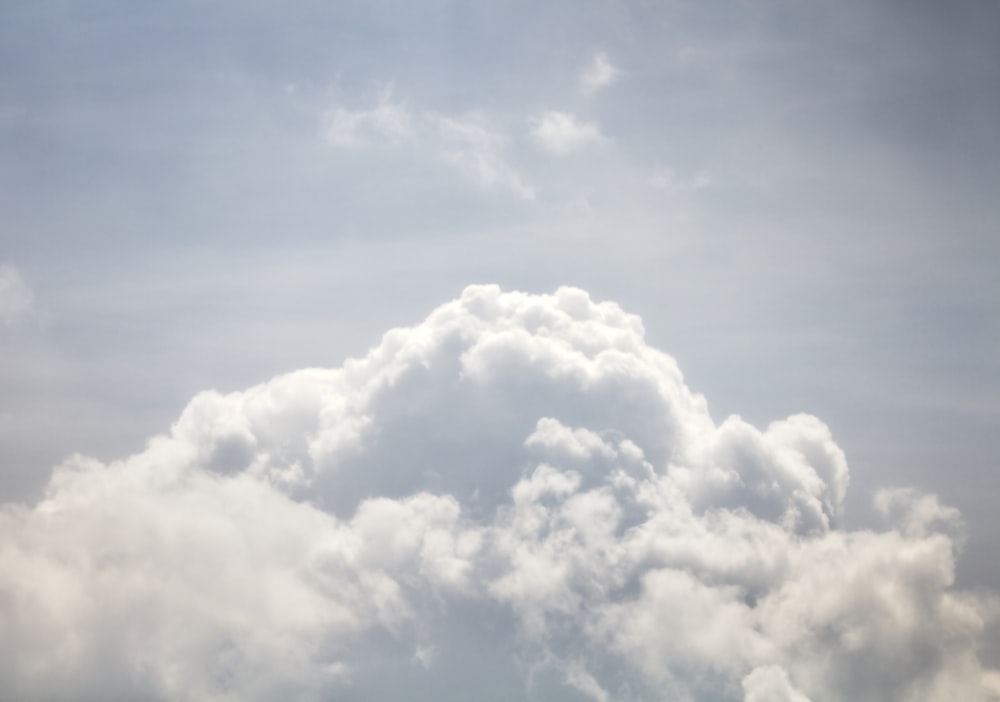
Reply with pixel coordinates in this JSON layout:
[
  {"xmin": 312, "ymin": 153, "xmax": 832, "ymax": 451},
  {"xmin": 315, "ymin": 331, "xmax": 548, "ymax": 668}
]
[{"xmin": 434, "ymin": 112, "xmax": 536, "ymax": 199}]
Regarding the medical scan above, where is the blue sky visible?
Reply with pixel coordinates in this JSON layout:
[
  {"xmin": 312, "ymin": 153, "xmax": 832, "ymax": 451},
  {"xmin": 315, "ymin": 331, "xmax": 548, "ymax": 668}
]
[{"xmin": 1, "ymin": 1, "xmax": 999, "ymax": 699}]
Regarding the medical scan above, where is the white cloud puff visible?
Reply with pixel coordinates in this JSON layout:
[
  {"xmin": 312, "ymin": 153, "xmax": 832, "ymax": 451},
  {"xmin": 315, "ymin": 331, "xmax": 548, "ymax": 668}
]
[
  {"xmin": 0, "ymin": 263, "xmax": 34, "ymax": 326},
  {"xmin": 529, "ymin": 111, "xmax": 605, "ymax": 156},
  {"xmin": 323, "ymin": 86, "xmax": 412, "ymax": 147},
  {"xmin": 579, "ymin": 52, "xmax": 621, "ymax": 96},
  {"xmin": 1, "ymin": 285, "xmax": 998, "ymax": 701}
]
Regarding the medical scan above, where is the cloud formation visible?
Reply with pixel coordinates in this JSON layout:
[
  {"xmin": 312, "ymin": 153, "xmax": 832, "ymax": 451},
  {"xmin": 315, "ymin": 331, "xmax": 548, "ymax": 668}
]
[
  {"xmin": 434, "ymin": 113, "xmax": 535, "ymax": 200},
  {"xmin": 579, "ymin": 52, "xmax": 621, "ymax": 96},
  {"xmin": 323, "ymin": 86, "xmax": 412, "ymax": 147},
  {"xmin": 319, "ymin": 83, "xmax": 534, "ymax": 199},
  {"xmin": 530, "ymin": 111, "xmax": 605, "ymax": 156},
  {"xmin": 1, "ymin": 286, "xmax": 998, "ymax": 701}
]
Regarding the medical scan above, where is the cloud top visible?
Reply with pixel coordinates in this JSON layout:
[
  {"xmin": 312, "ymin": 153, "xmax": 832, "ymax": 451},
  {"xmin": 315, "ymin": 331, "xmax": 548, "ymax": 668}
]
[{"xmin": 1, "ymin": 285, "xmax": 997, "ymax": 701}]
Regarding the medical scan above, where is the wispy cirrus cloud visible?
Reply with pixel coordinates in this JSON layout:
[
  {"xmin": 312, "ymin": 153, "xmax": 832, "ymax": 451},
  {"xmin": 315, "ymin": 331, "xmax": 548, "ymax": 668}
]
[
  {"xmin": 433, "ymin": 112, "xmax": 535, "ymax": 200},
  {"xmin": 319, "ymin": 83, "xmax": 534, "ymax": 200},
  {"xmin": 323, "ymin": 86, "xmax": 413, "ymax": 147}
]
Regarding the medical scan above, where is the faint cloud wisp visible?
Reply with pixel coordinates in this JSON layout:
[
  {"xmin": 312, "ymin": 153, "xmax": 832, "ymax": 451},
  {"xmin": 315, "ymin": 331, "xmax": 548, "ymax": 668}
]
[
  {"xmin": 0, "ymin": 264, "xmax": 34, "ymax": 327},
  {"xmin": 323, "ymin": 86, "xmax": 412, "ymax": 147},
  {"xmin": 579, "ymin": 52, "xmax": 621, "ymax": 96}
]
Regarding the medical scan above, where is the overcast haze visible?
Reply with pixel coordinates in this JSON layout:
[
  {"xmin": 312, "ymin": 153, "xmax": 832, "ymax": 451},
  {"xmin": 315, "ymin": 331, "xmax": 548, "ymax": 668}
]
[{"xmin": 1, "ymin": 1, "xmax": 999, "ymax": 700}]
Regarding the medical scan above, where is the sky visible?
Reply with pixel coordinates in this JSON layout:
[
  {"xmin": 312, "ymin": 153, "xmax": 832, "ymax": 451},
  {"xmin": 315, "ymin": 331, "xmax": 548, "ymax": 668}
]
[{"xmin": 1, "ymin": 1, "xmax": 999, "ymax": 700}]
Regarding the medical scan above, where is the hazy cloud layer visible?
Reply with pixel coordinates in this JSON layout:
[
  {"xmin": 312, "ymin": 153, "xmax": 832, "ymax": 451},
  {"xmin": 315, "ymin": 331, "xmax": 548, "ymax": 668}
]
[{"xmin": 1, "ymin": 286, "xmax": 997, "ymax": 701}]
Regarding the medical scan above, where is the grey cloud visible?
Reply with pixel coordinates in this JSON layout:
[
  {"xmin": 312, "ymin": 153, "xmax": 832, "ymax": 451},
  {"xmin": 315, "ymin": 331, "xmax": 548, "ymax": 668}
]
[{"xmin": 1, "ymin": 286, "xmax": 998, "ymax": 701}]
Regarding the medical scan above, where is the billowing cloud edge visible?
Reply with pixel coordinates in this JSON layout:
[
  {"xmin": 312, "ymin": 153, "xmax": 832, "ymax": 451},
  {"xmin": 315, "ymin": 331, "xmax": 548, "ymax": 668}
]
[{"xmin": 2, "ymin": 285, "xmax": 998, "ymax": 702}]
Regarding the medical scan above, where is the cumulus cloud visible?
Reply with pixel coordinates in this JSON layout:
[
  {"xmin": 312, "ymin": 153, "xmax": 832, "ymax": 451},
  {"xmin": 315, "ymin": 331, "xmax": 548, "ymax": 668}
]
[
  {"xmin": 434, "ymin": 112, "xmax": 535, "ymax": 199},
  {"xmin": 529, "ymin": 111, "xmax": 605, "ymax": 156},
  {"xmin": 579, "ymin": 52, "xmax": 621, "ymax": 96},
  {"xmin": 1, "ymin": 285, "xmax": 998, "ymax": 701},
  {"xmin": 323, "ymin": 86, "xmax": 412, "ymax": 147},
  {"xmin": 0, "ymin": 263, "xmax": 33, "ymax": 327}
]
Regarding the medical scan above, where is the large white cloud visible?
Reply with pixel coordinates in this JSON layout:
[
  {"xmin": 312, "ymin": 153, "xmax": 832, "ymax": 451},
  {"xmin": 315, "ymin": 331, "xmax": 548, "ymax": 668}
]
[{"xmin": 1, "ymin": 285, "xmax": 998, "ymax": 701}]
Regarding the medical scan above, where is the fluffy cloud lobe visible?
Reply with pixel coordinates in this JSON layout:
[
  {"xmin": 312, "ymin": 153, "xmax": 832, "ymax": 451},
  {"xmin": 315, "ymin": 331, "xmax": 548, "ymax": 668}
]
[
  {"xmin": 1, "ymin": 286, "xmax": 998, "ymax": 701},
  {"xmin": 530, "ymin": 111, "xmax": 605, "ymax": 155}
]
